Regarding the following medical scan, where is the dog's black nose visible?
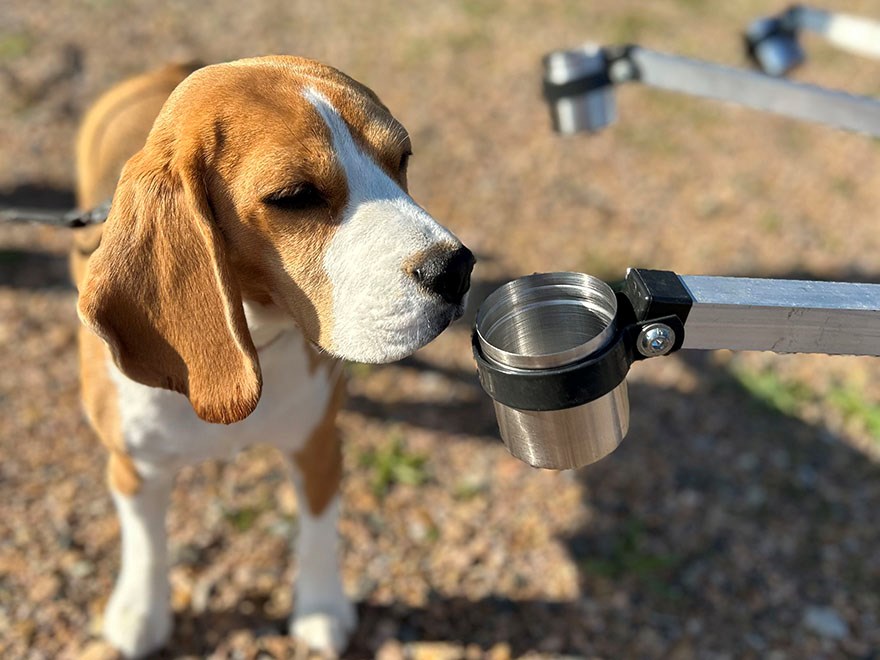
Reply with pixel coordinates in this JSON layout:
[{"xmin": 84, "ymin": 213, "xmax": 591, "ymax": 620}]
[{"xmin": 412, "ymin": 245, "xmax": 476, "ymax": 305}]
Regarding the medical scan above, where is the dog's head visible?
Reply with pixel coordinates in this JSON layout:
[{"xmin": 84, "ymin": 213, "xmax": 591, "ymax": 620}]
[{"xmin": 78, "ymin": 56, "xmax": 474, "ymax": 424}]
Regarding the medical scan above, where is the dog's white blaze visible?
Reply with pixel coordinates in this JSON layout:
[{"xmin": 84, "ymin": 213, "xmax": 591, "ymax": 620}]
[{"xmin": 304, "ymin": 87, "xmax": 459, "ymax": 363}]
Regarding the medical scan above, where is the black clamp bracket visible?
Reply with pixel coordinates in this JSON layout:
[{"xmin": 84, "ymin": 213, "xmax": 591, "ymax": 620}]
[
  {"xmin": 744, "ymin": 6, "xmax": 801, "ymax": 65},
  {"xmin": 472, "ymin": 269, "xmax": 693, "ymax": 412},
  {"xmin": 542, "ymin": 45, "xmax": 638, "ymax": 104}
]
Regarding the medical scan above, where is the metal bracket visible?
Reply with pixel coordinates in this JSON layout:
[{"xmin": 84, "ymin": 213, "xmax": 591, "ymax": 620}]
[
  {"xmin": 623, "ymin": 269, "xmax": 880, "ymax": 357},
  {"xmin": 747, "ymin": 5, "xmax": 880, "ymax": 75},
  {"xmin": 542, "ymin": 42, "xmax": 880, "ymax": 137}
]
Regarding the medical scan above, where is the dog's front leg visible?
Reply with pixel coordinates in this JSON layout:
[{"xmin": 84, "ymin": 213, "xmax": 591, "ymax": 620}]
[
  {"xmin": 103, "ymin": 460, "xmax": 174, "ymax": 658},
  {"xmin": 286, "ymin": 436, "xmax": 356, "ymax": 656}
]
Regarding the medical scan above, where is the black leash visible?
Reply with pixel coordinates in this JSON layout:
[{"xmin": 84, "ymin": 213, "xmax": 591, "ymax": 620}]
[{"xmin": 0, "ymin": 199, "xmax": 111, "ymax": 229}]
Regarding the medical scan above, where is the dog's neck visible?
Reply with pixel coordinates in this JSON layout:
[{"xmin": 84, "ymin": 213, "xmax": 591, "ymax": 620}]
[{"xmin": 242, "ymin": 300, "xmax": 299, "ymax": 351}]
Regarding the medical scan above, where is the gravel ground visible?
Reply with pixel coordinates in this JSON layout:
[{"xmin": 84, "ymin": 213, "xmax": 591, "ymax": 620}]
[{"xmin": 1, "ymin": 1, "xmax": 879, "ymax": 658}]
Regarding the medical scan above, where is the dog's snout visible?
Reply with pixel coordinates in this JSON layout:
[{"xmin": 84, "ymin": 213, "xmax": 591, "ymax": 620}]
[{"xmin": 412, "ymin": 246, "xmax": 475, "ymax": 305}]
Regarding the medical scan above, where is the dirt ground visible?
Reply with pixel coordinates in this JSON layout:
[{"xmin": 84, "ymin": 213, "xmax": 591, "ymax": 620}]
[{"xmin": 2, "ymin": 1, "xmax": 880, "ymax": 658}]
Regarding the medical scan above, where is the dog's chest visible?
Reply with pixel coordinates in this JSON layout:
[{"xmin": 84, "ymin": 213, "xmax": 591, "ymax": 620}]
[{"xmin": 109, "ymin": 329, "xmax": 337, "ymax": 471}]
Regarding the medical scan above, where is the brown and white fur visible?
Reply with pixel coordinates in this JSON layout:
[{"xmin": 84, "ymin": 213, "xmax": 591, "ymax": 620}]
[{"xmin": 72, "ymin": 58, "xmax": 474, "ymax": 657}]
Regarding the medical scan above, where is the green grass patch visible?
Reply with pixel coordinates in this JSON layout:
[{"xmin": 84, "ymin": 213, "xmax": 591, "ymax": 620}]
[
  {"xmin": 759, "ymin": 210, "xmax": 783, "ymax": 233},
  {"xmin": 673, "ymin": 0, "xmax": 708, "ymax": 9},
  {"xmin": 459, "ymin": 0, "xmax": 500, "ymax": 19},
  {"xmin": 424, "ymin": 524, "xmax": 440, "ymax": 543},
  {"xmin": 224, "ymin": 506, "xmax": 262, "ymax": 533},
  {"xmin": 827, "ymin": 384, "xmax": 880, "ymax": 442},
  {"xmin": 402, "ymin": 38, "xmax": 434, "ymax": 66},
  {"xmin": 733, "ymin": 367, "xmax": 814, "ymax": 416},
  {"xmin": 830, "ymin": 175, "xmax": 857, "ymax": 197},
  {"xmin": 732, "ymin": 366, "xmax": 880, "ymax": 445},
  {"xmin": 345, "ymin": 361, "xmax": 374, "ymax": 378},
  {"xmin": 579, "ymin": 248, "xmax": 627, "ymax": 284},
  {"xmin": 610, "ymin": 14, "xmax": 660, "ymax": 42},
  {"xmin": 581, "ymin": 519, "xmax": 680, "ymax": 597},
  {"xmin": 615, "ymin": 121, "xmax": 680, "ymax": 156},
  {"xmin": 359, "ymin": 435, "xmax": 429, "ymax": 497},
  {"xmin": 452, "ymin": 478, "xmax": 486, "ymax": 501},
  {"xmin": 83, "ymin": 0, "xmax": 123, "ymax": 8},
  {"xmin": 446, "ymin": 28, "xmax": 491, "ymax": 52},
  {"xmin": 0, "ymin": 32, "xmax": 32, "ymax": 62},
  {"xmin": 775, "ymin": 122, "xmax": 811, "ymax": 156}
]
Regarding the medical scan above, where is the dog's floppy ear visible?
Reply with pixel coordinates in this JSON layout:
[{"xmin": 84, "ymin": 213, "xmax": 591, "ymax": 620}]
[{"xmin": 78, "ymin": 148, "xmax": 262, "ymax": 424}]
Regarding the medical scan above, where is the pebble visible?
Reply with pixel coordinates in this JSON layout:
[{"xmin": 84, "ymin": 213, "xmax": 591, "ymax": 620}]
[
  {"xmin": 27, "ymin": 573, "xmax": 60, "ymax": 601},
  {"xmin": 375, "ymin": 641, "xmax": 404, "ymax": 660},
  {"xmin": 487, "ymin": 642, "xmax": 512, "ymax": 660},
  {"xmin": 191, "ymin": 575, "xmax": 217, "ymax": 614},
  {"xmin": 4, "ymin": 7, "xmax": 880, "ymax": 659},
  {"xmin": 257, "ymin": 636, "xmax": 295, "ymax": 658},
  {"xmin": 77, "ymin": 640, "xmax": 117, "ymax": 660},
  {"xmin": 410, "ymin": 642, "xmax": 466, "ymax": 660},
  {"xmin": 803, "ymin": 606, "xmax": 849, "ymax": 640},
  {"xmin": 67, "ymin": 560, "xmax": 94, "ymax": 579}
]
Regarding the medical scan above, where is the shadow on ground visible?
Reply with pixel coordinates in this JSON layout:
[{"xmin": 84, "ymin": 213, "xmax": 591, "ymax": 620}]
[
  {"xmin": 341, "ymin": 270, "xmax": 880, "ymax": 655},
  {"xmin": 0, "ymin": 248, "xmax": 71, "ymax": 289},
  {"xmin": 160, "ymin": 344, "xmax": 880, "ymax": 656},
  {"xmin": 0, "ymin": 183, "xmax": 76, "ymax": 290}
]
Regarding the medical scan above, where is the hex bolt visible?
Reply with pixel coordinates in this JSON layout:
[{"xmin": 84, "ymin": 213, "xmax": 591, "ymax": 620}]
[
  {"xmin": 608, "ymin": 58, "xmax": 636, "ymax": 83},
  {"xmin": 637, "ymin": 323, "xmax": 676, "ymax": 357}
]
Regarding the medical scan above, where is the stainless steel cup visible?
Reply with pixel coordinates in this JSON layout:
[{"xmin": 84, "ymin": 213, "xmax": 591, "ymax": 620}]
[
  {"xmin": 475, "ymin": 272, "xmax": 630, "ymax": 470},
  {"xmin": 543, "ymin": 45, "xmax": 617, "ymax": 134}
]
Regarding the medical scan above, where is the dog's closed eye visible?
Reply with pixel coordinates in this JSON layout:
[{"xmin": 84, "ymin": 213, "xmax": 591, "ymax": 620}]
[
  {"xmin": 398, "ymin": 150, "xmax": 411, "ymax": 176},
  {"xmin": 263, "ymin": 183, "xmax": 326, "ymax": 212}
]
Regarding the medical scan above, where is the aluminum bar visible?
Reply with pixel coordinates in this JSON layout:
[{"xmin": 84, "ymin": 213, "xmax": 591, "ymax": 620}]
[
  {"xmin": 627, "ymin": 46, "xmax": 880, "ymax": 136},
  {"xmin": 796, "ymin": 6, "xmax": 880, "ymax": 60},
  {"xmin": 678, "ymin": 275, "xmax": 880, "ymax": 356}
]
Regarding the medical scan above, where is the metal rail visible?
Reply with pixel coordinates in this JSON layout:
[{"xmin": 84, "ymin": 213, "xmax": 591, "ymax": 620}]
[
  {"xmin": 628, "ymin": 47, "xmax": 880, "ymax": 136},
  {"xmin": 796, "ymin": 5, "xmax": 880, "ymax": 59},
  {"xmin": 679, "ymin": 275, "xmax": 880, "ymax": 356},
  {"xmin": 543, "ymin": 43, "xmax": 880, "ymax": 136},
  {"xmin": 0, "ymin": 200, "xmax": 111, "ymax": 228},
  {"xmin": 747, "ymin": 5, "xmax": 880, "ymax": 75}
]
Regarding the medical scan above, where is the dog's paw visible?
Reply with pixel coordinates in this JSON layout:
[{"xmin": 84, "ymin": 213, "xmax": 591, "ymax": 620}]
[
  {"xmin": 102, "ymin": 585, "xmax": 172, "ymax": 659},
  {"xmin": 290, "ymin": 598, "xmax": 357, "ymax": 656}
]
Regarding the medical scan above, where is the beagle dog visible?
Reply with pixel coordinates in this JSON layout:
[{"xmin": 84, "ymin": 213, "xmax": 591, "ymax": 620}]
[{"xmin": 72, "ymin": 58, "xmax": 474, "ymax": 657}]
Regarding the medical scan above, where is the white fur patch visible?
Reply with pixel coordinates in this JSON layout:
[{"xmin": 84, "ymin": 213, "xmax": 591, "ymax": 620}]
[
  {"xmin": 103, "ymin": 478, "xmax": 173, "ymax": 658},
  {"xmin": 110, "ymin": 324, "xmax": 334, "ymax": 473},
  {"xmin": 286, "ymin": 492, "xmax": 356, "ymax": 653},
  {"xmin": 304, "ymin": 88, "xmax": 462, "ymax": 363},
  {"xmin": 105, "ymin": 322, "xmax": 347, "ymax": 655}
]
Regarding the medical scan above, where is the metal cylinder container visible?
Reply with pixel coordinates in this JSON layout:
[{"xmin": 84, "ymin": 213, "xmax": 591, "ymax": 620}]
[
  {"xmin": 543, "ymin": 45, "xmax": 617, "ymax": 134},
  {"xmin": 475, "ymin": 272, "xmax": 630, "ymax": 469}
]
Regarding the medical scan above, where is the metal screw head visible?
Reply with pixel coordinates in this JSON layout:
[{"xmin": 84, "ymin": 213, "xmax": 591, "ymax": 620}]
[
  {"xmin": 608, "ymin": 58, "xmax": 636, "ymax": 83},
  {"xmin": 637, "ymin": 323, "xmax": 675, "ymax": 357}
]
